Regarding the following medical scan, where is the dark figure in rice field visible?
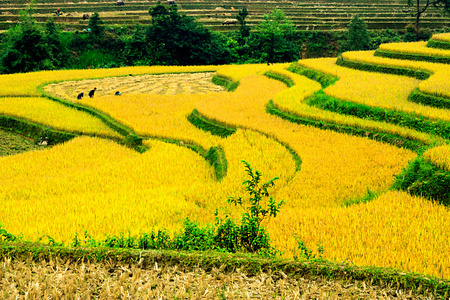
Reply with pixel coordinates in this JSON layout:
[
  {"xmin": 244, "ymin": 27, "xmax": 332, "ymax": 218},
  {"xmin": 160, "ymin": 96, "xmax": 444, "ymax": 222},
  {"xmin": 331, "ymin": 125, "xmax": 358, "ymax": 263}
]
[
  {"xmin": 77, "ymin": 91, "xmax": 84, "ymax": 99},
  {"xmin": 89, "ymin": 88, "xmax": 97, "ymax": 98}
]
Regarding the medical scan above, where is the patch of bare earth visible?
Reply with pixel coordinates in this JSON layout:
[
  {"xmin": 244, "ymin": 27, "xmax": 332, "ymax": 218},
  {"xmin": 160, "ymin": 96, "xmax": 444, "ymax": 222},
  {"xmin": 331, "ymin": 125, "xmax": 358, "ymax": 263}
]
[
  {"xmin": 0, "ymin": 257, "xmax": 432, "ymax": 299},
  {"xmin": 44, "ymin": 72, "xmax": 227, "ymax": 102}
]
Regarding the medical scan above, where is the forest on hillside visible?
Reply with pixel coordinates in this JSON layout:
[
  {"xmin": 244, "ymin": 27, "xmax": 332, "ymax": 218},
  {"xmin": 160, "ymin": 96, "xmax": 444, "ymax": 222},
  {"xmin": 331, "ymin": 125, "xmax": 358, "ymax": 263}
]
[{"xmin": 0, "ymin": 1, "xmax": 449, "ymax": 73}]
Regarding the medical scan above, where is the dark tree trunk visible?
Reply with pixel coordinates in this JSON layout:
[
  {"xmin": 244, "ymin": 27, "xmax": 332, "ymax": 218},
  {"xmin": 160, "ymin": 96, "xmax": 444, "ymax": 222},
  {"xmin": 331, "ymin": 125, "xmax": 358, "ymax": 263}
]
[{"xmin": 415, "ymin": 0, "xmax": 430, "ymax": 34}]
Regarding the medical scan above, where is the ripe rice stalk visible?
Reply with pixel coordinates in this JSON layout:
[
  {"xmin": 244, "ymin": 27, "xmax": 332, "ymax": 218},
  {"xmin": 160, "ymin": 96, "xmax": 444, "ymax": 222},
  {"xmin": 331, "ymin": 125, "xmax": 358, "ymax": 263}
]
[{"xmin": 0, "ymin": 96, "xmax": 120, "ymax": 138}]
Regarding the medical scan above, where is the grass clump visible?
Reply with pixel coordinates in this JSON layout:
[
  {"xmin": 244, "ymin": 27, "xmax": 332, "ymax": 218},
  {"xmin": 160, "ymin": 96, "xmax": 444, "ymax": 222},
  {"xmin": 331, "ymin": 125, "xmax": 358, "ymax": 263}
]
[
  {"xmin": 393, "ymin": 157, "xmax": 450, "ymax": 206},
  {"xmin": 205, "ymin": 146, "xmax": 228, "ymax": 181},
  {"xmin": 120, "ymin": 133, "xmax": 147, "ymax": 153},
  {"xmin": 0, "ymin": 128, "xmax": 43, "ymax": 156}
]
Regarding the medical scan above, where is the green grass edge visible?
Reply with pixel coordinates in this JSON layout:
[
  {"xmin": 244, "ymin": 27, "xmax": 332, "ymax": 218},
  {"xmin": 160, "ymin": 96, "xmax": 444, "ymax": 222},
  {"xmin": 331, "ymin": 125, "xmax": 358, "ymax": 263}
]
[
  {"xmin": 409, "ymin": 88, "xmax": 450, "ymax": 110},
  {"xmin": 374, "ymin": 48, "xmax": 450, "ymax": 64},
  {"xmin": 212, "ymin": 74, "xmax": 239, "ymax": 92},
  {"xmin": 266, "ymin": 99, "xmax": 428, "ymax": 152},
  {"xmin": 427, "ymin": 39, "xmax": 450, "ymax": 50},
  {"xmin": 307, "ymin": 91, "xmax": 450, "ymax": 140},
  {"xmin": 0, "ymin": 115, "xmax": 76, "ymax": 145},
  {"xmin": 336, "ymin": 55, "xmax": 432, "ymax": 80},
  {"xmin": 1, "ymin": 241, "xmax": 449, "ymax": 298},
  {"xmin": 187, "ymin": 108, "xmax": 237, "ymax": 138},
  {"xmin": 287, "ymin": 62, "xmax": 339, "ymax": 88}
]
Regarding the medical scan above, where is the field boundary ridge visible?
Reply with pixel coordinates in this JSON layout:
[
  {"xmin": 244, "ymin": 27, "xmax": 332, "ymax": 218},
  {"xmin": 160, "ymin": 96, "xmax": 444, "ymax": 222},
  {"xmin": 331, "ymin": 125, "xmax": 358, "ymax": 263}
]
[
  {"xmin": 374, "ymin": 48, "xmax": 450, "ymax": 64},
  {"xmin": 1, "ymin": 241, "xmax": 449, "ymax": 298},
  {"xmin": 336, "ymin": 55, "xmax": 432, "ymax": 79}
]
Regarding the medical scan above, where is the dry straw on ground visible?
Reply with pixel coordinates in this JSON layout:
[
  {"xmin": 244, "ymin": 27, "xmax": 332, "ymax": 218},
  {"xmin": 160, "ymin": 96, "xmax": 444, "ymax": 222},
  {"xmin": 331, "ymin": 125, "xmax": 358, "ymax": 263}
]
[
  {"xmin": 45, "ymin": 72, "xmax": 226, "ymax": 101},
  {"xmin": 0, "ymin": 257, "xmax": 432, "ymax": 299}
]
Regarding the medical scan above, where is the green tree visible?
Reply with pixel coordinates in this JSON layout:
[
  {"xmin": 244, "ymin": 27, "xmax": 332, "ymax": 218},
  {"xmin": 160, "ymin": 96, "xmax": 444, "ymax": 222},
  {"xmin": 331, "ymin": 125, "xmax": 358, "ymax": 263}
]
[
  {"xmin": 88, "ymin": 12, "xmax": 104, "ymax": 43},
  {"xmin": 0, "ymin": 1, "xmax": 52, "ymax": 73},
  {"xmin": 146, "ymin": 3, "xmax": 229, "ymax": 65},
  {"xmin": 44, "ymin": 18, "xmax": 67, "ymax": 68},
  {"xmin": 123, "ymin": 24, "xmax": 148, "ymax": 65},
  {"xmin": 236, "ymin": 7, "xmax": 250, "ymax": 41},
  {"xmin": 255, "ymin": 9, "xmax": 299, "ymax": 64},
  {"xmin": 405, "ymin": 0, "xmax": 450, "ymax": 33},
  {"xmin": 347, "ymin": 15, "xmax": 370, "ymax": 51}
]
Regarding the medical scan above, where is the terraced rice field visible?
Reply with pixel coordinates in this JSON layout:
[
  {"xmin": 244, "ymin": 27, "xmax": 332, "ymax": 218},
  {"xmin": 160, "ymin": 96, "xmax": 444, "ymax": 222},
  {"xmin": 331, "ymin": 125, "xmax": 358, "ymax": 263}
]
[
  {"xmin": 0, "ymin": 0, "xmax": 448, "ymax": 31},
  {"xmin": 1, "ymin": 33, "xmax": 450, "ymax": 296}
]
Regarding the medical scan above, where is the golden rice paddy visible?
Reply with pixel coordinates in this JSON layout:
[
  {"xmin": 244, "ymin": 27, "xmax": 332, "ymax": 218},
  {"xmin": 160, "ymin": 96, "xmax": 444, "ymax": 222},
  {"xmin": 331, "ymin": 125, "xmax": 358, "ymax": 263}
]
[{"xmin": 1, "ymin": 42, "xmax": 449, "ymax": 281}]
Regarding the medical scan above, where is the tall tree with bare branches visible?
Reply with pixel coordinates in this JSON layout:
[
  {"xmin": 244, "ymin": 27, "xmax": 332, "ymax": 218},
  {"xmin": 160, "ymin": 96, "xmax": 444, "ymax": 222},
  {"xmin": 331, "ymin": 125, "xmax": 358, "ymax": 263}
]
[{"xmin": 405, "ymin": 0, "xmax": 450, "ymax": 33}]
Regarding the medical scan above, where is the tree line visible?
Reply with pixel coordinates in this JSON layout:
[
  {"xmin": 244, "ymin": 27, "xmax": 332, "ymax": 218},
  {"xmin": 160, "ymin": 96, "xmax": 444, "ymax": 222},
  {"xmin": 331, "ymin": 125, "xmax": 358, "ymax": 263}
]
[{"xmin": 0, "ymin": 2, "xmax": 448, "ymax": 74}]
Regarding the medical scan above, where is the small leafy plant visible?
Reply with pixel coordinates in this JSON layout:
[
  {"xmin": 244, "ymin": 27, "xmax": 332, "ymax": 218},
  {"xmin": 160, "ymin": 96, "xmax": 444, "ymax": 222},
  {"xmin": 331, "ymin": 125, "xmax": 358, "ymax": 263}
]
[
  {"xmin": 217, "ymin": 160, "xmax": 284, "ymax": 255},
  {"xmin": 293, "ymin": 237, "xmax": 325, "ymax": 261}
]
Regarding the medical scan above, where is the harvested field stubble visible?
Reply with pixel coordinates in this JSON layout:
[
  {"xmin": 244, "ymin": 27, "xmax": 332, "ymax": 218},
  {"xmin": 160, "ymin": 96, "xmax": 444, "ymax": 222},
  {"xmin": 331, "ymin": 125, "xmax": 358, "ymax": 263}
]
[
  {"xmin": 45, "ymin": 72, "xmax": 227, "ymax": 100},
  {"xmin": 0, "ymin": 65, "xmax": 217, "ymax": 97},
  {"xmin": 0, "ymin": 257, "xmax": 432, "ymax": 300}
]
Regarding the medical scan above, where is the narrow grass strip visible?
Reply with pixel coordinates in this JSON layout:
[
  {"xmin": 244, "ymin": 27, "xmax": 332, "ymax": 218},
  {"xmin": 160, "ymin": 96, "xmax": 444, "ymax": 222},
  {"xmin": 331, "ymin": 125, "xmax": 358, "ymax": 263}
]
[
  {"xmin": 147, "ymin": 135, "xmax": 208, "ymax": 157},
  {"xmin": 374, "ymin": 49, "xmax": 450, "ymax": 64},
  {"xmin": 188, "ymin": 108, "xmax": 301, "ymax": 177},
  {"xmin": 264, "ymin": 71, "xmax": 295, "ymax": 88},
  {"xmin": 266, "ymin": 100, "xmax": 427, "ymax": 152},
  {"xmin": 336, "ymin": 56, "xmax": 432, "ymax": 80},
  {"xmin": 187, "ymin": 109, "xmax": 237, "ymax": 138},
  {"xmin": 307, "ymin": 91, "xmax": 450, "ymax": 140},
  {"xmin": 341, "ymin": 189, "xmax": 385, "ymax": 207},
  {"xmin": 287, "ymin": 62, "xmax": 338, "ymax": 88},
  {"xmin": 143, "ymin": 135, "xmax": 227, "ymax": 181},
  {"xmin": 409, "ymin": 88, "xmax": 450, "ymax": 110},
  {"xmin": 1, "ymin": 241, "xmax": 449, "ymax": 298},
  {"xmin": 205, "ymin": 146, "xmax": 227, "ymax": 181},
  {"xmin": 0, "ymin": 115, "xmax": 76, "ymax": 145},
  {"xmin": 427, "ymin": 39, "xmax": 450, "ymax": 50},
  {"xmin": 212, "ymin": 75, "xmax": 239, "ymax": 92}
]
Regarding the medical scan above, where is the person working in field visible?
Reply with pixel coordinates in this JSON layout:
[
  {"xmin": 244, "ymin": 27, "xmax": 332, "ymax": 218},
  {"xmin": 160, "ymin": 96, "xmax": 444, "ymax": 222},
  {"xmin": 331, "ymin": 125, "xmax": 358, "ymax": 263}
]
[
  {"xmin": 89, "ymin": 88, "xmax": 97, "ymax": 98},
  {"xmin": 77, "ymin": 91, "xmax": 84, "ymax": 99}
]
